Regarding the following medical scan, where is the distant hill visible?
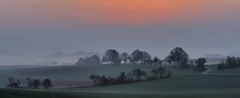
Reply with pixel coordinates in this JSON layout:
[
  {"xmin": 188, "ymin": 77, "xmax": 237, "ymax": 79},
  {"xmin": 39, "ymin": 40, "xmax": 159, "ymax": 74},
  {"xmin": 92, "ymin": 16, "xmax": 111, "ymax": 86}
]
[
  {"xmin": 205, "ymin": 54, "xmax": 226, "ymax": 65},
  {"xmin": 37, "ymin": 51, "xmax": 103, "ymax": 65}
]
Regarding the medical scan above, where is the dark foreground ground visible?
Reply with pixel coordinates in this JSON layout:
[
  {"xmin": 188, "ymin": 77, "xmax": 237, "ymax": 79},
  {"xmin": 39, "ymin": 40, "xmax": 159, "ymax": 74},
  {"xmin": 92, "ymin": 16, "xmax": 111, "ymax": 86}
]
[{"xmin": 1, "ymin": 89, "xmax": 240, "ymax": 98}]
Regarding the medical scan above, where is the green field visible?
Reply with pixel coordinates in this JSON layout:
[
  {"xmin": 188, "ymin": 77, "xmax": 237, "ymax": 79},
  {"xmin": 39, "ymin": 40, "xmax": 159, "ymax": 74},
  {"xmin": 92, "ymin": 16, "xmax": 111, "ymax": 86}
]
[
  {"xmin": 0, "ymin": 65, "xmax": 240, "ymax": 98},
  {"xmin": 0, "ymin": 65, "xmax": 192, "ymax": 88},
  {"xmin": 1, "ymin": 75, "xmax": 240, "ymax": 98},
  {"xmin": 210, "ymin": 67, "xmax": 240, "ymax": 75}
]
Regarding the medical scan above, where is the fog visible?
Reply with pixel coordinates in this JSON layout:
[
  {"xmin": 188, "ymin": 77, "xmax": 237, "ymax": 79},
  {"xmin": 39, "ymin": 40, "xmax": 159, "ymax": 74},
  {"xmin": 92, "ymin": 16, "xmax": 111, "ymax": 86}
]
[{"xmin": 0, "ymin": 0, "xmax": 240, "ymax": 65}]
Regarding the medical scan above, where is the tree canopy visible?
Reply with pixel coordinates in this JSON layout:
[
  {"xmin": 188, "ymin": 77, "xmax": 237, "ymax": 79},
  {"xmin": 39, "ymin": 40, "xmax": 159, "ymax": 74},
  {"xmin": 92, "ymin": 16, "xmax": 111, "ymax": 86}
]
[
  {"xmin": 195, "ymin": 58, "xmax": 207, "ymax": 72},
  {"xmin": 166, "ymin": 47, "xmax": 189, "ymax": 68},
  {"xmin": 104, "ymin": 49, "xmax": 121, "ymax": 64}
]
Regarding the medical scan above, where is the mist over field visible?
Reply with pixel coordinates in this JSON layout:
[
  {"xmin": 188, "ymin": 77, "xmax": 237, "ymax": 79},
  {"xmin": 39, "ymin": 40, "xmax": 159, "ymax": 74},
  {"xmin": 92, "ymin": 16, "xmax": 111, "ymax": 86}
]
[{"xmin": 0, "ymin": 1, "xmax": 240, "ymax": 98}]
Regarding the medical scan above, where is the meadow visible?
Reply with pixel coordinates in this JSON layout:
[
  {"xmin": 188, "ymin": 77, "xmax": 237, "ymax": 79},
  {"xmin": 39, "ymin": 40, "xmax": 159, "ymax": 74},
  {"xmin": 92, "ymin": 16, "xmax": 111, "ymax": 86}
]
[
  {"xmin": 0, "ymin": 65, "xmax": 240, "ymax": 98},
  {"xmin": 0, "ymin": 64, "xmax": 194, "ymax": 88},
  {"xmin": 0, "ymin": 65, "xmax": 158, "ymax": 88},
  {"xmin": 1, "ymin": 75, "xmax": 240, "ymax": 98}
]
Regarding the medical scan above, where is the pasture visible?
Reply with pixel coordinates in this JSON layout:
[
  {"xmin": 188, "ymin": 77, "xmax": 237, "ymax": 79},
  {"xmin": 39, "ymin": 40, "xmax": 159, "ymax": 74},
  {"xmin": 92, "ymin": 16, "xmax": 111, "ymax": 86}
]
[
  {"xmin": 0, "ymin": 64, "xmax": 192, "ymax": 88},
  {"xmin": 0, "ymin": 65, "xmax": 240, "ymax": 98},
  {"xmin": 1, "ymin": 74, "xmax": 240, "ymax": 98}
]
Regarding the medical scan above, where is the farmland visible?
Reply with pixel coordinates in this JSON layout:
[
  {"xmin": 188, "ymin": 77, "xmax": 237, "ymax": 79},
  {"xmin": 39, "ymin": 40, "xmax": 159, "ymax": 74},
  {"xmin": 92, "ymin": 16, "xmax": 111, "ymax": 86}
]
[
  {"xmin": 0, "ymin": 65, "xmax": 240, "ymax": 98},
  {"xmin": 1, "ymin": 75, "xmax": 240, "ymax": 98}
]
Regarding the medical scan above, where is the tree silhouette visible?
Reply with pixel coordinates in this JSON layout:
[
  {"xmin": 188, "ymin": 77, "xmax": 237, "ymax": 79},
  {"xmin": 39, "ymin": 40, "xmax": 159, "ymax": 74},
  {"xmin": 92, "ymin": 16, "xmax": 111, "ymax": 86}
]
[
  {"xmin": 33, "ymin": 79, "xmax": 41, "ymax": 89},
  {"xmin": 26, "ymin": 77, "xmax": 34, "ymax": 88},
  {"xmin": 195, "ymin": 58, "xmax": 207, "ymax": 72},
  {"xmin": 76, "ymin": 55, "xmax": 101, "ymax": 65},
  {"xmin": 166, "ymin": 47, "xmax": 189, "ymax": 68},
  {"xmin": 132, "ymin": 68, "xmax": 146, "ymax": 81},
  {"xmin": 105, "ymin": 49, "xmax": 120, "ymax": 64},
  {"xmin": 102, "ymin": 56, "xmax": 108, "ymax": 64},
  {"xmin": 131, "ymin": 49, "xmax": 144, "ymax": 64},
  {"xmin": 117, "ymin": 72, "xmax": 127, "ymax": 84},
  {"xmin": 153, "ymin": 57, "xmax": 162, "ymax": 65},
  {"xmin": 151, "ymin": 67, "xmax": 166, "ymax": 79},
  {"xmin": 98, "ymin": 76, "xmax": 109, "ymax": 86},
  {"xmin": 218, "ymin": 56, "xmax": 240, "ymax": 69},
  {"xmin": 120, "ymin": 52, "xmax": 130, "ymax": 64},
  {"xmin": 6, "ymin": 77, "xmax": 21, "ymax": 88},
  {"xmin": 8, "ymin": 77, "xmax": 14, "ymax": 85},
  {"xmin": 142, "ymin": 51, "xmax": 152, "ymax": 63},
  {"xmin": 42, "ymin": 79, "xmax": 52, "ymax": 89},
  {"xmin": 89, "ymin": 75, "xmax": 100, "ymax": 85}
]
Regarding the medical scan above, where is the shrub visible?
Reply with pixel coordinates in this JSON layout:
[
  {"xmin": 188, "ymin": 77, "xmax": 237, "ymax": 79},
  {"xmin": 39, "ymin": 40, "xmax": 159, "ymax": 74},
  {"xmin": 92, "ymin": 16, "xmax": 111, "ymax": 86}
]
[
  {"xmin": 89, "ymin": 67, "xmax": 172, "ymax": 87},
  {"xmin": 42, "ymin": 79, "xmax": 52, "ymax": 89}
]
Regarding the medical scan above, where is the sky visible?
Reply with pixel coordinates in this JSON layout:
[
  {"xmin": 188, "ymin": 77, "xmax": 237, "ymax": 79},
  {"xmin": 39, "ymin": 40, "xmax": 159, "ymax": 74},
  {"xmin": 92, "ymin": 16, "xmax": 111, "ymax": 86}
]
[{"xmin": 0, "ymin": 0, "xmax": 240, "ymax": 65}]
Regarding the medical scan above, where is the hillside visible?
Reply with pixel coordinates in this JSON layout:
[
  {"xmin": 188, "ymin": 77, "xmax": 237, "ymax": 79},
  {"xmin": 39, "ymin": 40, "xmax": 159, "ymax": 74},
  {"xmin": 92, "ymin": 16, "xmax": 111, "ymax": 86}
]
[
  {"xmin": 1, "ymin": 74, "xmax": 240, "ymax": 98},
  {"xmin": 0, "ymin": 64, "xmax": 195, "ymax": 88},
  {"xmin": 0, "ymin": 64, "xmax": 166, "ymax": 88},
  {"xmin": 1, "ymin": 65, "xmax": 240, "ymax": 98},
  {"xmin": 66, "ymin": 75, "xmax": 240, "ymax": 94}
]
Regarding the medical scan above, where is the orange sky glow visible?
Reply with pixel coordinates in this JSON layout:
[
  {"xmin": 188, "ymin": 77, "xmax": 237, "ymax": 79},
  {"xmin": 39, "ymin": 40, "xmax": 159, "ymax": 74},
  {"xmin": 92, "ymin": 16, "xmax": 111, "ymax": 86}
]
[{"xmin": 0, "ymin": 0, "xmax": 239, "ymax": 26}]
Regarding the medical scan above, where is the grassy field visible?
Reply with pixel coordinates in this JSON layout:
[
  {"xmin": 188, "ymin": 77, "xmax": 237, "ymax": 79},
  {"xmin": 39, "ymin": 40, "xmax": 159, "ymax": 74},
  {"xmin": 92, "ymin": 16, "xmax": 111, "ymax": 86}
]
[
  {"xmin": 0, "ymin": 65, "xmax": 240, "ymax": 98},
  {"xmin": 0, "ymin": 65, "xmax": 153, "ymax": 88},
  {"xmin": 0, "ymin": 64, "xmax": 192, "ymax": 88},
  {"xmin": 1, "ymin": 74, "xmax": 240, "ymax": 98},
  {"xmin": 209, "ymin": 67, "xmax": 240, "ymax": 75}
]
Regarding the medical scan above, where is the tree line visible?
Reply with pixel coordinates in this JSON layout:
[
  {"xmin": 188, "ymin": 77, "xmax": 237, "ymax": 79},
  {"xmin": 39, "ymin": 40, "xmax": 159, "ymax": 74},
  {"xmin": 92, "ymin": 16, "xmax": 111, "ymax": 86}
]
[
  {"xmin": 76, "ymin": 47, "xmax": 207, "ymax": 72},
  {"xmin": 76, "ymin": 47, "xmax": 189, "ymax": 67},
  {"xmin": 89, "ymin": 67, "xmax": 172, "ymax": 86},
  {"xmin": 193, "ymin": 58, "xmax": 207, "ymax": 72},
  {"xmin": 218, "ymin": 56, "xmax": 240, "ymax": 70},
  {"xmin": 6, "ymin": 77, "xmax": 52, "ymax": 89}
]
